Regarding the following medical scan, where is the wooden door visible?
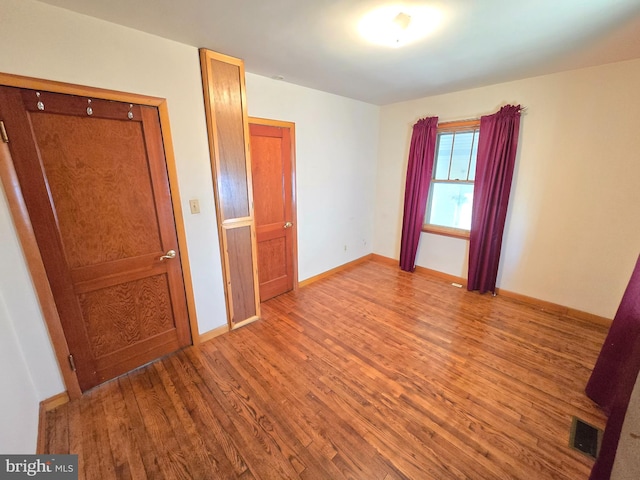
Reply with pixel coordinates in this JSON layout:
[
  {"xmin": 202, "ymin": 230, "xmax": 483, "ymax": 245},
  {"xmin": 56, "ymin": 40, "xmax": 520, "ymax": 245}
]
[
  {"xmin": 200, "ymin": 50, "xmax": 260, "ymax": 329},
  {"xmin": 249, "ymin": 120, "xmax": 297, "ymax": 301},
  {"xmin": 0, "ymin": 86, "xmax": 192, "ymax": 391}
]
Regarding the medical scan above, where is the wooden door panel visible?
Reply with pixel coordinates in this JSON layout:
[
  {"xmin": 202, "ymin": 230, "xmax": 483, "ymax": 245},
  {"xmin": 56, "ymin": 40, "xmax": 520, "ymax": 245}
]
[
  {"xmin": 249, "ymin": 122, "xmax": 295, "ymax": 301},
  {"xmin": 252, "ymin": 134, "xmax": 285, "ymax": 226},
  {"xmin": 79, "ymin": 275, "xmax": 175, "ymax": 357},
  {"xmin": 30, "ymin": 113, "xmax": 162, "ymax": 268},
  {"xmin": 78, "ymin": 271, "xmax": 183, "ymax": 385},
  {"xmin": 0, "ymin": 86, "xmax": 191, "ymax": 391},
  {"xmin": 225, "ymin": 225, "xmax": 257, "ymax": 323},
  {"xmin": 257, "ymin": 236, "xmax": 289, "ymax": 300},
  {"xmin": 209, "ymin": 59, "xmax": 250, "ymax": 221},
  {"xmin": 258, "ymin": 237, "xmax": 287, "ymax": 280}
]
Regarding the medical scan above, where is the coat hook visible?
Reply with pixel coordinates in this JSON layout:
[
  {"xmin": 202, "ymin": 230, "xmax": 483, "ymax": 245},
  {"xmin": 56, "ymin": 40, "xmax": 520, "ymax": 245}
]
[{"xmin": 36, "ymin": 92, "xmax": 44, "ymax": 111}]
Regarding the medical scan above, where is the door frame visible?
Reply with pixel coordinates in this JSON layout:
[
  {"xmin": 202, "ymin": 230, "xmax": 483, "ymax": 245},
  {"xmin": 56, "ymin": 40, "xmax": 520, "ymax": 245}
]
[
  {"xmin": 0, "ymin": 72, "xmax": 199, "ymax": 399},
  {"xmin": 248, "ymin": 117, "xmax": 299, "ymax": 294}
]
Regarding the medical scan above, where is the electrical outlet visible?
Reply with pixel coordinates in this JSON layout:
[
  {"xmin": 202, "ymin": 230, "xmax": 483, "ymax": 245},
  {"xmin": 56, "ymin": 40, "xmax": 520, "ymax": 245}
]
[{"xmin": 189, "ymin": 199, "xmax": 200, "ymax": 214}]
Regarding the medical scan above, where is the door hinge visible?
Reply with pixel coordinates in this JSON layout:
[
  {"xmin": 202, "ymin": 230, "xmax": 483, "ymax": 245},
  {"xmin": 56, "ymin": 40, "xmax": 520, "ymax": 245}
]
[
  {"xmin": 68, "ymin": 354, "xmax": 77, "ymax": 372},
  {"xmin": 0, "ymin": 121, "xmax": 8, "ymax": 143}
]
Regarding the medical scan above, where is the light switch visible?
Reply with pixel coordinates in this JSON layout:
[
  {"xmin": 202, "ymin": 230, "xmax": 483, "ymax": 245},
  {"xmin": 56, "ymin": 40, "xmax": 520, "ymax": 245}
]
[{"xmin": 189, "ymin": 199, "xmax": 200, "ymax": 214}]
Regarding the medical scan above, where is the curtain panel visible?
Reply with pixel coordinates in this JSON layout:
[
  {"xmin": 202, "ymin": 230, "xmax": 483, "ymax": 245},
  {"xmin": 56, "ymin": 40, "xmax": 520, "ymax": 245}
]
[
  {"xmin": 399, "ymin": 116, "xmax": 438, "ymax": 272},
  {"xmin": 468, "ymin": 105, "xmax": 522, "ymax": 293},
  {"xmin": 586, "ymin": 253, "xmax": 640, "ymax": 480}
]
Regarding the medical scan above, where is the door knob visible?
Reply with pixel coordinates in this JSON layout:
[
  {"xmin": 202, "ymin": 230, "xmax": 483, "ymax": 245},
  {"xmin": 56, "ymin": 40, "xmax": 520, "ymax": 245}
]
[
  {"xmin": 159, "ymin": 249, "xmax": 176, "ymax": 261},
  {"xmin": 284, "ymin": 222, "xmax": 293, "ymax": 229}
]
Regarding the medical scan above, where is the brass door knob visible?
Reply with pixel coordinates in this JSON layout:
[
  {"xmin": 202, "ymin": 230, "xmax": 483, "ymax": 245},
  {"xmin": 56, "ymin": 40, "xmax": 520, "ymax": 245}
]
[{"xmin": 159, "ymin": 249, "xmax": 176, "ymax": 261}]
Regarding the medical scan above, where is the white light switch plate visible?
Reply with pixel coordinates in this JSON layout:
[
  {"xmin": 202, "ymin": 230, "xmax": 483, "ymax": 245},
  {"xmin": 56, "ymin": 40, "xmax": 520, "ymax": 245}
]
[{"xmin": 189, "ymin": 199, "xmax": 200, "ymax": 214}]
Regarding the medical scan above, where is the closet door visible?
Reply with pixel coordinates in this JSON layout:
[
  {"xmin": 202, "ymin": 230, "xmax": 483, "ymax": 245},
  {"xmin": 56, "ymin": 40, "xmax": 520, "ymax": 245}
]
[{"xmin": 200, "ymin": 49, "xmax": 260, "ymax": 328}]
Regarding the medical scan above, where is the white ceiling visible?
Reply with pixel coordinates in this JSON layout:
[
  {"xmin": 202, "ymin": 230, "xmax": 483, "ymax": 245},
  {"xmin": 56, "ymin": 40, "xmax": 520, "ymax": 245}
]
[{"xmin": 37, "ymin": 0, "xmax": 640, "ymax": 105}]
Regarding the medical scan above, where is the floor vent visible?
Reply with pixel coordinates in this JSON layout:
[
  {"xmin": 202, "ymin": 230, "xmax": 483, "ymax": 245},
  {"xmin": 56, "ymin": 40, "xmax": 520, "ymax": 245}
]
[{"xmin": 569, "ymin": 416, "xmax": 602, "ymax": 459}]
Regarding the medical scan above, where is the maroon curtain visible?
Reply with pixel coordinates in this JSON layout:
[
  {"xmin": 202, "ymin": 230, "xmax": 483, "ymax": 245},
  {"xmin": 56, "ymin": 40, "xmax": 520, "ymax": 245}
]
[
  {"xmin": 399, "ymin": 116, "xmax": 438, "ymax": 272},
  {"xmin": 586, "ymin": 253, "xmax": 640, "ymax": 480},
  {"xmin": 468, "ymin": 105, "xmax": 522, "ymax": 293}
]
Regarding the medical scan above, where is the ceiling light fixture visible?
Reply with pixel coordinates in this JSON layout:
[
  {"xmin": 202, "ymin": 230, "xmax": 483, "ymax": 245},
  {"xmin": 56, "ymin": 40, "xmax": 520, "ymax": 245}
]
[
  {"xmin": 393, "ymin": 12, "xmax": 412, "ymax": 33},
  {"xmin": 359, "ymin": 5, "xmax": 442, "ymax": 48}
]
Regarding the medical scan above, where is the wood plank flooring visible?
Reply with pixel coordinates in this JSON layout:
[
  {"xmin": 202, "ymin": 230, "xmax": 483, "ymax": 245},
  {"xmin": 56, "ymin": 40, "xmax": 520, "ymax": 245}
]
[{"xmin": 42, "ymin": 260, "xmax": 609, "ymax": 479}]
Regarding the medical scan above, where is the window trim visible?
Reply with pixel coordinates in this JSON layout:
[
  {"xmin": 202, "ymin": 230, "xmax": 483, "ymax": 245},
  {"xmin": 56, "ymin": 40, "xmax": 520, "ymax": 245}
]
[
  {"xmin": 422, "ymin": 224, "xmax": 471, "ymax": 239},
  {"xmin": 422, "ymin": 119, "xmax": 480, "ymax": 239}
]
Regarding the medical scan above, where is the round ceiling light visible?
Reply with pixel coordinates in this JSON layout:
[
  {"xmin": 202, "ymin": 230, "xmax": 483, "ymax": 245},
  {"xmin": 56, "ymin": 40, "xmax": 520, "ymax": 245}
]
[{"xmin": 358, "ymin": 5, "xmax": 442, "ymax": 47}]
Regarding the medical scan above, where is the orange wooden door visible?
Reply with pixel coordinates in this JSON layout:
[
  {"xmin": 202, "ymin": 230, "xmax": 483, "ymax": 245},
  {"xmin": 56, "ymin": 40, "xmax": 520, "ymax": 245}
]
[
  {"xmin": 249, "ymin": 121, "xmax": 296, "ymax": 301},
  {"xmin": 0, "ymin": 86, "xmax": 192, "ymax": 391}
]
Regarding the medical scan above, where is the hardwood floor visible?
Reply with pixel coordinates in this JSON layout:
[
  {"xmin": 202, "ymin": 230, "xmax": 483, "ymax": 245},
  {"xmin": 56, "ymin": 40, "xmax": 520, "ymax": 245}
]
[{"xmin": 42, "ymin": 260, "xmax": 609, "ymax": 479}]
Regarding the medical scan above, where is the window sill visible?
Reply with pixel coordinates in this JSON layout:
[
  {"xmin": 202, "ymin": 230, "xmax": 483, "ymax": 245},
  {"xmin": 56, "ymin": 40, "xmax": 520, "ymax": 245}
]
[{"xmin": 422, "ymin": 224, "xmax": 470, "ymax": 240}]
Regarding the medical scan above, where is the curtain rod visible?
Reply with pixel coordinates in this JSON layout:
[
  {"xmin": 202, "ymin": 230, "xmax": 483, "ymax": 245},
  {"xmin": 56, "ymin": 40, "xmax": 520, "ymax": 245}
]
[{"xmin": 438, "ymin": 106, "xmax": 527, "ymax": 124}]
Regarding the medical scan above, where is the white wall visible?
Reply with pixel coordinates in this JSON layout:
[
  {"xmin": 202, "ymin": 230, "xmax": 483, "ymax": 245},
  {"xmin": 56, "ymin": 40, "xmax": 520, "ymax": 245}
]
[
  {"xmin": 0, "ymin": 187, "xmax": 64, "ymax": 398},
  {"xmin": 0, "ymin": 293, "xmax": 40, "ymax": 453},
  {"xmin": 245, "ymin": 74, "xmax": 379, "ymax": 280},
  {"xmin": 0, "ymin": 188, "xmax": 48, "ymax": 453},
  {"xmin": 375, "ymin": 59, "xmax": 640, "ymax": 318}
]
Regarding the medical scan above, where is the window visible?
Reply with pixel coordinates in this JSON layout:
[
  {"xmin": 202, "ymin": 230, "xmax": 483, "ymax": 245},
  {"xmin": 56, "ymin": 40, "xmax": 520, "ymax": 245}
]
[{"xmin": 424, "ymin": 120, "xmax": 480, "ymax": 238}]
